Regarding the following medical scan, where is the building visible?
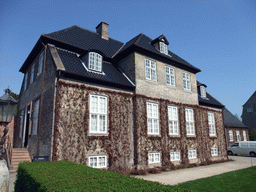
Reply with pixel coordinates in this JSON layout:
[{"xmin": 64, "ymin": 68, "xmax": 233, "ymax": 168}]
[{"xmin": 14, "ymin": 22, "xmax": 227, "ymax": 170}]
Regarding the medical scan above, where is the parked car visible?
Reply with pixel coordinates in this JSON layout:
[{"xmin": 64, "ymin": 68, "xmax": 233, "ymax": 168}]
[{"xmin": 227, "ymin": 141, "xmax": 256, "ymax": 157}]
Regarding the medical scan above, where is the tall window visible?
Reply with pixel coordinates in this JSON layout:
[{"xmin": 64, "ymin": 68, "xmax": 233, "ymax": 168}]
[
  {"xmin": 145, "ymin": 59, "xmax": 157, "ymax": 81},
  {"xmin": 147, "ymin": 102, "xmax": 159, "ymax": 135},
  {"xmin": 229, "ymin": 130, "xmax": 233, "ymax": 141},
  {"xmin": 89, "ymin": 156, "xmax": 107, "ymax": 168},
  {"xmin": 186, "ymin": 109, "xmax": 195, "ymax": 136},
  {"xmin": 188, "ymin": 150, "xmax": 197, "ymax": 159},
  {"xmin": 168, "ymin": 106, "xmax": 179, "ymax": 135},
  {"xmin": 38, "ymin": 51, "xmax": 44, "ymax": 75},
  {"xmin": 182, "ymin": 72, "xmax": 191, "ymax": 90},
  {"xmin": 170, "ymin": 151, "xmax": 180, "ymax": 161},
  {"xmin": 30, "ymin": 63, "xmax": 35, "ymax": 84},
  {"xmin": 243, "ymin": 131, "xmax": 247, "ymax": 141},
  {"xmin": 208, "ymin": 113, "xmax": 216, "ymax": 136},
  {"xmin": 32, "ymin": 99, "xmax": 40, "ymax": 135},
  {"xmin": 236, "ymin": 131, "xmax": 241, "ymax": 141},
  {"xmin": 24, "ymin": 73, "xmax": 28, "ymax": 90},
  {"xmin": 160, "ymin": 42, "xmax": 168, "ymax": 55},
  {"xmin": 148, "ymin": 152, "xmax": 160, "ymax": 164},
  {"xmin": 211, "ymin": 148, "xmax": 218, "ymax": 156},
  {"xmin": 166, "ymin": 66, "xmax": 175, "ymax": 86},
  {"xmin": 89, "ymin": 52, "xmax": 102, "ymax": 72},
  {"xmin": 19, "ymin": 110, "xmax": 24, "ymax": 138},
  {"xmin": 200, "ymin": 86, "xmax": 206, "ymax": 98},
  {"xmin": 90, "ymin": 95, "xmax": 107, "ymax": 133}
]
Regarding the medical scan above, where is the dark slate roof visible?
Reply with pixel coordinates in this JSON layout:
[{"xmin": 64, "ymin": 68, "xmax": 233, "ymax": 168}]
[
  {"xmin": 56, "ymin": 48, "xmax": 134, "ymax": 89},
  {"xmin": 223, "ymin": 108, "xmax": 248, "ymax": 128},
  {"xmin": 197, "ymin": 81, "xmax": 207, "ymax": 87},
  {"xmin": 117, "ymin": 33, "xmax": 201, "ymax": 73},
  {"xmin": 44, "ymin": 26, "xmax": 124, "ymax": 58},
  {"xmin": 198, "ymin": 92, "xmax": 225, "ymax": 109}
]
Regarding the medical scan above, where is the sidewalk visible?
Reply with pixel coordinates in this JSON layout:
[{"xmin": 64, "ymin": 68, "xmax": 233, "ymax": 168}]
[{"xmin": 9, "ymin": 171, "xmax": 16, "ymax": 192}]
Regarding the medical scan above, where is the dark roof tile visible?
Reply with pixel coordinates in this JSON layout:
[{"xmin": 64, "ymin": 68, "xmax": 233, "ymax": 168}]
[{"xmin": 223, "ymin": 108, "xmax": 248, "ymax": 128}]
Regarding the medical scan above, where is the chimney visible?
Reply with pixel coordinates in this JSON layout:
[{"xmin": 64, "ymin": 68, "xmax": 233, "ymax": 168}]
[{"xmin": 96, "ymin": 21, "xmax": 109, "ymax": 40}]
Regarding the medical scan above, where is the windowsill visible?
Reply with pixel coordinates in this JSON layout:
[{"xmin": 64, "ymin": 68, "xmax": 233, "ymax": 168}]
[
  {"xmin": 145, "ymin": 79, "xmax": 158, "ymax": 84},
  {"xmin": 187, "ymin": 135, "xmax": 196, "ymax": 138},
  {"xmin": 169, "ymin": 134, "xmax": 180, "ymax": 137},
  {"xmin": 210, "ymin": 135, "xmax": 217, "ymax": 138},
  {"xmin": 148, "ymin": 134, "xmax": 161, "ymax": 138},
  {"xmin": 167, "ymin": 84, "xmax": 176, "ymax": 89},
  {"xmin": 88, "ymin": 133, "xmax": 109, "ymax": 137},
  {"xmin": 183, "ymin": 89, "xmax": 192, "ymax": 92}
]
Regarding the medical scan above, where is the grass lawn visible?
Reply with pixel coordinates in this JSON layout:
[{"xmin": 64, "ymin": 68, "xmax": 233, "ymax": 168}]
[{"xmin": 173, "ymin": 166, "xmax": 256, "ymax": 192}]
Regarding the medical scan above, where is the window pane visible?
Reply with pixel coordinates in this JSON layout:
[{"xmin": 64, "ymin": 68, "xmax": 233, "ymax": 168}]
[
  {"xmin": 99, "ymin": 115, "xmax": 106, "ymax": 132},
  {"xmin": 90, "ymin": 115, "xmax": 97, "ymax": 132}
]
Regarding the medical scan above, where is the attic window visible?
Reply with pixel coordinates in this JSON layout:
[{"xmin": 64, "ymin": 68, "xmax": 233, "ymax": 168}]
[
  {"xmin": 200, "ymin": 86, "xmax": 206, "ymax": 98},
  {"xmin": 89, "ymin": 52, "xmax": 102, "ymax": 72},
  {"xmin": 160, "ymin": 42, "xmax": 168, "ymax": 55}
]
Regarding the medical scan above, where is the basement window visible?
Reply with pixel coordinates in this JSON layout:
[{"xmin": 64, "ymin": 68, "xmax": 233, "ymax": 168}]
[
  {"xmin": 188, "ymin": 150, "xmax": 197, "ymax": 159},
  {"xmin": 148, "ymin": 152, "xmax": 160, "ymax": 164},
  {"xmin": 89, "ymin": 155, "xmax": 107, "ymax": 168}
]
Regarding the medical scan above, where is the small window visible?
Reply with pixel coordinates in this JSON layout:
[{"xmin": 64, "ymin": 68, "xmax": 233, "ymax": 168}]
[
  {"xmin": 211, "ymin": 148, "xmax": 218, "ymax": 156},
  {"xmin": 32, "ymin": 99, "xmax": 40, "ymax": 135},
  {"xmin": 247, "ymin": 108, "xmax": 253, "ymax": 113},
  {"xmin": 236, "ymin": 131, "xmax": 241, "ymax": 141},
  {"xmin": 243, "ymin": 131, "xmax": 247, "ymax": 141},
  {"xmin": 89, "ymin": 52, "xmax": 102, "ymax": 72},
  {"xmin": 145, "ymin": 59, "xmax": 157, "ymax": 81},
  {"xmin": 170, "ymin": 151, "xmax": 180, "ymax": 161},
  {"xmin": 89, "ymin": 156, "xmax": 107, "ymax": 168},
  {"xmin": 229, "ymin": 130, "xmax": 233, "ymax": 141},
  {"xmin": 38, "ymin": 52, "xmax": 44, "ymax": 75},
  {"xmin": 188, "ymin": 150, "xmax": 197, "ymax": 159},
  {"xmin": 183, "ymin": 72, "xmax": 191, "ymax": 90},
  {"xmin": 89, "ymin": 95, "xmax": 107, "ymax": 134},
  {"xmin": 231, "ymin": 143, "xmax": 239, "ymax": 147},
  {"xmin": 160, "ymin": 42, "xmax": 168, "ymax": 55},
  {"xmin": 24, "ymin": 73, "xmax": 28, "ymax": 90},
  {"xmin": 186, "ymin": 109, "xmax": 195, "ymax": 136},
  {"xmin": 200, "ymin": 86, "xmax": 206, "ymax": 98},
  {"xmin": 168, "ymin": 106, "xmax": 179, "ymax": 135},
  {"xmin": 148, "ymin": 152, "xmax": 160, "ymax": 164},
  {"xmin": 19, "ymin": 110, "xmax": 24, "ymax": 138},
  {"xmin": 147, "ymin": 102, "xmax": 159, "ymax": 135},
  {"xmin": 208, "ymin": 113, "xmax": 216, "ymax": 136},
  {"xmin": 30, "ymin": 63, "xmax": 35, "ymax": 84},
  {"xmin": 166, "ymin": 66, "xmax": 175, "ymax": 86}
]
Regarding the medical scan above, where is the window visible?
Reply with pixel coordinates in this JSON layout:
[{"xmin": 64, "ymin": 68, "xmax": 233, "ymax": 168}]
[
  {"xmin": 147, "ymin": 102, "xmax": 159, "ymax": 135},
  {"xmin": 243, "ymin": 131, "xmax": 247, "ymax": 141},
  {"xmin": 38, "ymin": 51, "xmax": 44, "ymax": 75},
  {"xmin": 89, "ymin": 52, "xmax": 102, "ymax": 72},
  {"xmin": 168, "ymin": 106, "xmax": 179, "ymax": 135},
  {"xmin": 32, "ymin": 99, "xmax": 40, "ymax": 135},
  {"xmin": 247, "ymin": 108, "xmax": 253, "ymax": 113},
  {"xmin": 200, "ymin": 86, "xmax": 206, "ymax": 98},
  {"xmin": 148, "ymin": 152, "xmax": 160, "ymax": 164},
  {"xmin": 208, "ymin": 113, "xmax": 216, "ymax": 136},
  {"xmin": 160, "ymin": 42, "xmax": 168, "ymax": 55},
  {"xmin": 19, "ymin": 110, "xmax": 24, "ymax": 138},
  {"xmin": 185, "ymin": 109, "xmax": 195, "ymax": 136},
  {"xmin": 30, "ymin": 63, "xmax": 35, "ymax": 84},
  {"xmin": 211, "ymin": 148, "xmax": 218, "ymax": 156},
  {"xmin": 182, "ymin": 72, "xmax": 191, "ymax": 90},
  {"xmin": 145, "ymin": 59, "xmax": 157, "ymax": 81},
  {"xmin": 170, "ymin": 151, "xmax": 180, "ymax": 161},
  {"xmin": 236, "ymin": 131, "xmax": 241, "ymax": 141},
  {"xmin": 24, "ymin": 73, "xmax": 28, "ymax": 90},
  {"xmin": 188, "ymin": 150, "xmax": 197, "ymax": 159},
  {"xmin": 89, "ymin": 156, "xmax": 107, "ymax": 168},
  {"xmin": 229, "ymin": 130, "xmax": 233, "ymax": 141},
  {"xmin": 166, "ymin": 66, "xmax": 175, "ymax": 86},
  {"xmin": 90, "ymin": 95, "xmax": 107, "ymax": 134}
]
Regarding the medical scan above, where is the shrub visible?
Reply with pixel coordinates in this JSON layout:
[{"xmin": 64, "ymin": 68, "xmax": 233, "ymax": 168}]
[
  {"xmin": 129, "ymin": 168, "xmax": 147, "ymax": 175},
  {"xmin": 147, "ymin": 168, "xmax": 160, "ymax": 174}
]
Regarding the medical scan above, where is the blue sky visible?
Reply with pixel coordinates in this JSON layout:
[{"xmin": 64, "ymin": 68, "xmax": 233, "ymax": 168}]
[{"xmin": 0, "ymin": 0, "xmax": 255, "ymax": 117}]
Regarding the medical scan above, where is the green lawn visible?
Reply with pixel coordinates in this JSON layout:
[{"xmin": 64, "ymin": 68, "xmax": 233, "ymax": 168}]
[{"xmin": 173, "ymin": 166, "xmax": 256, "ymax": 192}]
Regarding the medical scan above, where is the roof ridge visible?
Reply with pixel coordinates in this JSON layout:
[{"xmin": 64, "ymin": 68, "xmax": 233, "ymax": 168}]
[{"xmin": 134, "ymin": 33, "xmax": 144, "ymax": 45}]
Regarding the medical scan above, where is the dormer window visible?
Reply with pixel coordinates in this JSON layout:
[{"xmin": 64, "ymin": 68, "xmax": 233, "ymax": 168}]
[
  {"xmin": 160, "ymin": 42, "xmax": 168, "ymax": 55},
  {"xmin": 89, "ymin": 52, "xmax": 102, "ymax": 72},
  {"xmin": 200, "ymin": 86, "xmax": 206, "ymax": 98}
]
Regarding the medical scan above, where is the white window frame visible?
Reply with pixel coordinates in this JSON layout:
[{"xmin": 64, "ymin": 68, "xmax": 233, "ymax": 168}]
[
  {"xmin": 19, "ymin": 110, "xmax": 24, "ymax": 138},
  {"xmin": 185, "ymin": 109, "xmax": 195, "ymax": 136},
  {"xmin": 182, "ymin": 72, "xmax": 191, "ymax": 90},
  {"xmin": 89, "ymin": 155, "xmax": 107, "ymax": 168},
  {"xmin": 89, "ymin": 95, "xmax": 108, "ymax": 134},
  {"xmin": 200, "ymin": 86, "xmax": 206, "ymax": 98},
  {"xmin": 168, "ymin": 106, "xmax": 179, "ymax": 135},
  {"xmin": 148, "ymin": 152, "xmax": 161, "ymax": 164},
  {"xmin": 229, "ymin": 130, "xmax": 233, "ymax": 141},
  {"xmin": 30, "ymin": 63, "xmax": 35, "ymax": 84},
  {"xmin": 89, "ymin": 52, "xmax": 102, "ymax": 72},
  {"xmin": 236, "ymin": 131, "xmax": 241, "ymax": 141},
  {"xmin": 24, "ymin": 73, "xmax": 28, "ymax": 90},
  {"xmin": 211, "ymin": 148, "xmax": 218, "ymax": 156},
  {"xmin": 145, "ymin": 59, "xmax": 157, "ymax": 81},
  {"xmin": 160, "ymin": 42, "xmax": 168, "ymax": 55},
  {"xmin": 32, "ymin": 99, "xmax": 40, "ymax": 135},
  {"xmin": 166, "ymin": 66, "xmax": 175, "ymax": 86},
  {"xmin": 243, "ymin": 130, "xmax": 247, "ymax": 141},
  {"xmin": 38, "ymin": 51, "xmax": 44, "ymax": 75},
  {"xmin": 208, "ymin": 113, "xmax": 216, "ymax": 136},
  {"xmin": 188, "ymin": 150, "xmax": 197, "ymax": 159},
  {"xmin": 147, "ymin": 102, "xmax": 159, "ymax": 135},
  {"xmin": 170, "ymin": 151, "xmax": 180, "ymax": 161},
  {"xmin": 247, "ymin": 108, "xmax": 253, "ymax": 113}
]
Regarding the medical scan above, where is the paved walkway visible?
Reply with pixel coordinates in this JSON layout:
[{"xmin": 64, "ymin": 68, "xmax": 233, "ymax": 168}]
[
  {"xmin": 134, "ymin": 156, "xmax": 256, "ymax": 185},
  {"xmin": 8, "ymin": 156, "xmax": 256, "ymax": 191}
]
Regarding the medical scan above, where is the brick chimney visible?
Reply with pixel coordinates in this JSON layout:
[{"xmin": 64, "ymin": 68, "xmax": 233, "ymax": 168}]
[{"xmin": 96, "ymin": 21, "xmax": 109, "ymax": 40}]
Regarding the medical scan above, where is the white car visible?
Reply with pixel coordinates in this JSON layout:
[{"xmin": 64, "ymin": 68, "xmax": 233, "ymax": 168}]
[{"xmin": 227, "ymin": 141, "xmax": 256, "ymax": 157}]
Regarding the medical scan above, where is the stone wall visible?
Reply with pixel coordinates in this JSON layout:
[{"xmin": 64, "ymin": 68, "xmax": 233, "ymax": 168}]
[{"xmin": 226, "ymin": 128, "xmax": 249, "ymax": 147}]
